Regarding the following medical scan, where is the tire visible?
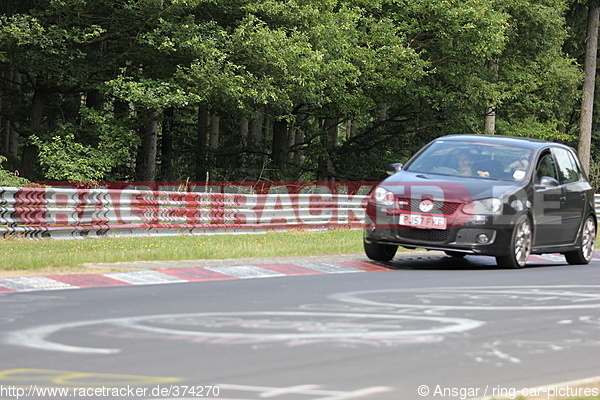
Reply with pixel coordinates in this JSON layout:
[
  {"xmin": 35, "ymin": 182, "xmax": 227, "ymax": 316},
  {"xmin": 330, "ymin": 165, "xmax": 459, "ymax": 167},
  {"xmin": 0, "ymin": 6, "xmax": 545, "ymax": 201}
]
[
  {"xmin": 496, "ymin": 216, "xmax": 532, "ymax": 269},
  {"xmin": 564, "ymin": 215, "xmax": 596, "ymax": 265},
  {"xmin": 364, "ymin": 240, "xmax": 398, "ymax": 261},
  {"xmin": 444, "ymin": 251, "xmax": 466, "ymax": 258}
]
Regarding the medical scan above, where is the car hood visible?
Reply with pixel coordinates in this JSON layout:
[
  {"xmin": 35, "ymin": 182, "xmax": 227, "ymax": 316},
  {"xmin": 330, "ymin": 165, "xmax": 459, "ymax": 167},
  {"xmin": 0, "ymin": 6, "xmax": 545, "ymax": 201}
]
[{"xmin": 380, "ymin": 171, "xmax": 525, "ymax": 202}]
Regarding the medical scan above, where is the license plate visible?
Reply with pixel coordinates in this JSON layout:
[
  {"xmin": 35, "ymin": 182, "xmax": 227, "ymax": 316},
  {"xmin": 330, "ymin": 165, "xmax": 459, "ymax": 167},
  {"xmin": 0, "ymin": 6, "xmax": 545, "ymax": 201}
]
[{"xmin": 399, "ymin": 214, "xmax": 447, "ymax": 230}]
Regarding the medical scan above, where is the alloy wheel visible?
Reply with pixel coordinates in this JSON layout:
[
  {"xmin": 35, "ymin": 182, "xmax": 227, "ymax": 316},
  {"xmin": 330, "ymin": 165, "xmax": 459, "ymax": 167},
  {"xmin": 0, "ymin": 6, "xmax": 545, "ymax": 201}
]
[
  {"xmin": 581, "ymin": 217, "xmax": 596, "ymax": 262},
  {"xmin": 513, "ymin": 218, "xmax": 532, "ymax": 268}
]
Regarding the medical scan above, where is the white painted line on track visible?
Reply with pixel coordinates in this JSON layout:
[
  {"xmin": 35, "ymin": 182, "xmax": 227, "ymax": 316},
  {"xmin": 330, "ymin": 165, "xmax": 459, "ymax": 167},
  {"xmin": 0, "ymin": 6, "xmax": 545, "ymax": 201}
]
[
  {"xmin": 298, "ymin": 263, "xmax": 364, "ymax": 273},
  {"xmin": 105, "ymin": 271, "xmax": 187, "ymax": 285},
  {"xmin": 204, "ymin": 266, "xmax": 287, "ymax": 279},
  {"xmin": 0, "ymin": 276, "xmax": 76, "ymax": 291}
]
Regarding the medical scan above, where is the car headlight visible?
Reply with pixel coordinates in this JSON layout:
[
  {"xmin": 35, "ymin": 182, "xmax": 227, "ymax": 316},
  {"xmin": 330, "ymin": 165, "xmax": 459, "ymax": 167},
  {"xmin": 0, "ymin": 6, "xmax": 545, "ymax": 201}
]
[
  {"xmin": 373, "ymin": 187, "xmax": 395, "ymax": 206},
  {"xmin": 463, "ymin": 198, "xmax": 503, "ymax": 215}
]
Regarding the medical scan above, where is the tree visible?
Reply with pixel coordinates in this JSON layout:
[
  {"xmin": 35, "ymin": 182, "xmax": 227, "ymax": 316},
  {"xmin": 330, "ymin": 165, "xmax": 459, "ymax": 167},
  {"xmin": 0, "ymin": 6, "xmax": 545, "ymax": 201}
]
[
  {"xmin": 0, "ymin": 0, "xmax": 589, "ymax": 183},
  {"xmin": 578, "ymin": 2, "xmax": 600, "ymax": 174}
]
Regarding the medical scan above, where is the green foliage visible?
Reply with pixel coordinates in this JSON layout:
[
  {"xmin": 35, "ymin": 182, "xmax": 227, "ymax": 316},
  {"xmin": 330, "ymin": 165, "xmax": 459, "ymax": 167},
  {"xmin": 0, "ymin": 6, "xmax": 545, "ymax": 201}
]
[
  {"xmin": 32, "ymin": 133, "xmax": 113, "ymax": 182},
  {"xmin": 31, "ymin": 107, "xmax": 139, "ymax": 182},
  {"xmin": 493, "ymin": 0, "xmax": 580, "ymax": 122},
  {"xmin": 0, "ymin": 156, "xmax": 30, "ymax": 187},
  {"xmin": 0, "ymin": 0, "xmax": 589, "ymax": 183},
  {"xmin": 495, "ymin": 119, "xmax": 575, "ymax": 144}
]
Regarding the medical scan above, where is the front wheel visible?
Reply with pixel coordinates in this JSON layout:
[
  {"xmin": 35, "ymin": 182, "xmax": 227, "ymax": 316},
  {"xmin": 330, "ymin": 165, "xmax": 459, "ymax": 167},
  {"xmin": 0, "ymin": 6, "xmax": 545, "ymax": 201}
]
[
  {"xmin": 564, "ymin": 215, "xmax": 596, "ymax": 265},
  {"xmin": 496, "ymin": 216, "xmax": 532, "ymax": 269},
  {"xmin": 364, "ymin": 240, "xmax": 398, "ymax": 261}
]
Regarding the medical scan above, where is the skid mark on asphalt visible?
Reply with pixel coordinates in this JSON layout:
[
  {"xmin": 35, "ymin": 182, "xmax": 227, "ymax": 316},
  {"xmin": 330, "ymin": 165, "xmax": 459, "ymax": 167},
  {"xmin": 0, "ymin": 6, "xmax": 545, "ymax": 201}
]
[
  {"xmin": 4, "ymin": 311, "xmax": 483, "ymax": 354},
  {"xmin": 329, "ymin": 284, "xmax": 600, "ymax": 366},
  {"xmin": 330, "ymin": 285, "xmax": 600, "ymax": 311}
]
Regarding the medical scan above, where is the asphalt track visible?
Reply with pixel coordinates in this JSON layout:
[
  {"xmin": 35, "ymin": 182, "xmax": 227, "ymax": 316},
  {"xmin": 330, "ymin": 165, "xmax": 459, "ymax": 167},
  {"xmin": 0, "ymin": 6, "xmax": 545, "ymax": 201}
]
[{"xmin": 1, "ymin": 251, "xmax": 600, "ymax": 400}]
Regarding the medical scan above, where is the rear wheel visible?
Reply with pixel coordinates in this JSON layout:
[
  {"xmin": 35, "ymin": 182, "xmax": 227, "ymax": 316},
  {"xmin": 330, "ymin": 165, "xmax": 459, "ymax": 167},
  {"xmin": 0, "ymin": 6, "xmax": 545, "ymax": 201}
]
[
  {"xmin": 564, "ymin": 215, "xmax": 596, "ymax": 265},
  {"xmin": 364, "ymin": 240, "xmax": 398, "ymax": 261},
  {"xmin": 496, "ymin": 216, "xmax": 532, "ymax": 269}
]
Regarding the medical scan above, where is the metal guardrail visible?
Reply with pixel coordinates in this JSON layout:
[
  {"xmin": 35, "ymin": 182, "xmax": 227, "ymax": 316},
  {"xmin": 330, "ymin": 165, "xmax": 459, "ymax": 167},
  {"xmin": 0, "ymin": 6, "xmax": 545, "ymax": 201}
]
[
  {"xmin": 0, "ymin": 186, "xmax": 370, "ymax": 239},
  {"xmin": 2, "ymin": 186, "xmax": 599, "ymax": 240}
]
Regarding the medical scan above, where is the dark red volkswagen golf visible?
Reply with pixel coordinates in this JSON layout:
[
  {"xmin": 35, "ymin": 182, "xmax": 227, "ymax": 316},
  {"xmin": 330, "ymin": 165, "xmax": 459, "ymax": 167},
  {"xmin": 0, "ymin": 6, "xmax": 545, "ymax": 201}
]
[{"xmin": 364, "ymin": 135, "xmax": 597, "ymax": 268}]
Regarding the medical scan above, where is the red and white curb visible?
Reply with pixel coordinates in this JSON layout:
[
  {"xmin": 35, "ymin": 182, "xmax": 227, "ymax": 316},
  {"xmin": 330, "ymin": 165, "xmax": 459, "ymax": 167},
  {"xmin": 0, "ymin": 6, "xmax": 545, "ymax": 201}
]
[
  {"xmin": 0, "ymin": 261, "xmax": 389, "ymax": 293},
  {"xmin": 0, "ymin": 253, "xmax": 594, "ymax": 293}
]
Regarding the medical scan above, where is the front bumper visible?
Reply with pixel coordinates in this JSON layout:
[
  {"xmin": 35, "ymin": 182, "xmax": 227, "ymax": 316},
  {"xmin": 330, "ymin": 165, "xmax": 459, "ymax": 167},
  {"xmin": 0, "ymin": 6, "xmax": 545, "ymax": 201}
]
[{"xmin": 364, "ymin": 209, "xmax": 517, "ymax": 257}]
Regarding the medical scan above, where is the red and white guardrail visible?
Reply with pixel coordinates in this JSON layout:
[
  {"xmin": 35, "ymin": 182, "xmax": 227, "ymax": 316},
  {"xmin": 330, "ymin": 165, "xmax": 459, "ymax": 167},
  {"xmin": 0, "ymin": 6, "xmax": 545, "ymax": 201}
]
[
  {"xmin": 3, "ymin": 181, "xmax": 599, "ymax": 240},
  {"xmin": 0, "ymin": 182, "xmax": 375, "ymax": 239}
]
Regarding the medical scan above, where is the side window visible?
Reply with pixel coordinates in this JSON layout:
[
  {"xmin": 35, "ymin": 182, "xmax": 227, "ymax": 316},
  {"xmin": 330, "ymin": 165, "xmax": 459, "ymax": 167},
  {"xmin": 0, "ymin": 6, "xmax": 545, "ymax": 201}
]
[
  {"xmin": 535, "ymin": 153, "xmax": 559, "ymax": 183},
  {"xmin": 552, "ymin": 147, "xmax": 581, "ymax": 184}
]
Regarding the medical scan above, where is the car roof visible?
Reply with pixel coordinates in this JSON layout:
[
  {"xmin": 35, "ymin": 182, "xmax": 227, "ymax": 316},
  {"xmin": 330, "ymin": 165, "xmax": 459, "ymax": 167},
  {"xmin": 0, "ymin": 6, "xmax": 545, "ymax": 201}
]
[{"xmin": 435, "ymin": 134, "xmax": 570, "ymax": 150}]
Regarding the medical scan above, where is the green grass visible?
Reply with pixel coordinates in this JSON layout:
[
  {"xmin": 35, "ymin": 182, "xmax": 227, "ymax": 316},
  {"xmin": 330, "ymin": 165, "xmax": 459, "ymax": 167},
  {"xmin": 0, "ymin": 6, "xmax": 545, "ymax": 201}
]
[
  {"xmin": 1, "ymin": 229, "xmax": 364, "ymax": 272},
  {"xmin": 2, "ymin": 229, "xmax": 597, "ymax": 275}
]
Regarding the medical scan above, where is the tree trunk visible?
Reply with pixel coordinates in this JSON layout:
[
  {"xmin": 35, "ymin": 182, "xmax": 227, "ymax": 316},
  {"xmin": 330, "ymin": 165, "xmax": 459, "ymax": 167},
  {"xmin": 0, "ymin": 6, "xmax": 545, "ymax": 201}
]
[
  {"xmin": 208, "ymin": 113, "xmax": 220, "ymax": 179},
  {"xmin": 484, "ymin": 107, "xmax": 496, "ymax": 134},
  {"xmin": 209, "ymin": 113, "xmax": 220, "ymax": 150},
  {"xmin": 20, "ymin": 83, "xmax": 47, "ymax": 179},
  {"xmin": 250, "ymin": 110, "xmax": 264, "ymax": 147},
  {"xmin": 262, "ymin": 114, "xmax": 271, "ymax": 168},
  {"xmin": 317, "ymin": 118, "xmax": 338, "ymax": 182},
  {"xmin": 484, "ymin": 59, "xmax": 499, "ymax": 134},
  {"xmin": 0, "ymin": 68, "xmax": 7, "ymax": 163},
  {"xmin": 271, "ymin": 119, "xmax": 288, "ymax": 168},
  {"xmin": 378, "ymin": 104, "xmax": 389, "ymax": 121},
  {"xmin": 294, "ymin": 129, "xmax": 304, "ymax": 169},
  {"xmin": 239, "ymin": 116, "xmax": 249, "ymax": 144},
  {"xmin": 135, "ymin": 109, "xmax": 159, "ymax": 182},
  {"xmin": 196, "ymin": 105, "xmax": 210, "ymax": 181},
  {"xmin": 85, "ymin": 89, "xmax": 104, "ymax": 111},
  {"xmin": 247, "ymin": 110, "xmax": 264, "ymax": 179},
  {"xmin": 288, "ymin": 126, "xmax": 296, "ymax": 161},
  {"xmin": 4, "ymin": 69, "xmax": 20, "ymax": 171},
  {"xmin": 161, "ymin": 107, "xmax": 175, "ymax": 181},
  {"xmin": 64, "ymin": 92, "xmax": 82, "ymax": 125},
  {"xmin": 578, "ymin": 4, "xmax": 600, "ymax": 174},
  {"xmin": 238, "ymin": 116, "xmax": 250, "ymax": 179},
  {"xmin": 345, "ymin": 120, "xmax": 353, "ymax": 140}
]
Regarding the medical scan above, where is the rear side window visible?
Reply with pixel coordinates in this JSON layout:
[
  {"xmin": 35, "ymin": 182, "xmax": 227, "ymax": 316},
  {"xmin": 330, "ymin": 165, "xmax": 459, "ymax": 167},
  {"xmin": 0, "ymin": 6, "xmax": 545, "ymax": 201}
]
[{"xmin": 552, "ymin": 147, "xmax": 581, "ymax": 184}]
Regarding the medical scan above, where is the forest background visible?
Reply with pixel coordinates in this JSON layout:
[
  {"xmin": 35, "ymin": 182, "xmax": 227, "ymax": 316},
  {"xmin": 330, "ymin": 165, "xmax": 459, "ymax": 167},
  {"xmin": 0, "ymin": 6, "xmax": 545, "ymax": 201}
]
[{"xmin": 0, "ymin": 0, "xmax": 598, "ymax": 187}]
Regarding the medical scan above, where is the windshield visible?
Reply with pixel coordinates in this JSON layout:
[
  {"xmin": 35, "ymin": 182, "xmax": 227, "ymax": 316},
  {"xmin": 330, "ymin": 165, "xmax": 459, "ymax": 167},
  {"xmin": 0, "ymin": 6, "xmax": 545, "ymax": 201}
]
[{"xmin": 405, "ymin": 140, "xmax": 533, "ymax": 181}]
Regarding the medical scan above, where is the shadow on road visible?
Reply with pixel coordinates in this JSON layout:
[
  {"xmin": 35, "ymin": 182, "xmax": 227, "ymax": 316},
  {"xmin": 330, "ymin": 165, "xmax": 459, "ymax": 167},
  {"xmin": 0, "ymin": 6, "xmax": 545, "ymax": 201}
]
[{"xmin": 374, "ymin": 252, "xmax": 567, "ymax": 271}]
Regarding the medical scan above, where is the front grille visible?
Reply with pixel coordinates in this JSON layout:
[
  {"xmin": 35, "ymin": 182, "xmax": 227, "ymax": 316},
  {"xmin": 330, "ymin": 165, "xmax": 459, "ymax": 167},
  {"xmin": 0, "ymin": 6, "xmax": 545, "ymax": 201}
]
[
  {"xmin": 396, "ymin": 228, "xmax": 450, "ymax": 242},
  {"xmin": 397, "ymin": 198, "xmax": 461, "ymax": 216}
]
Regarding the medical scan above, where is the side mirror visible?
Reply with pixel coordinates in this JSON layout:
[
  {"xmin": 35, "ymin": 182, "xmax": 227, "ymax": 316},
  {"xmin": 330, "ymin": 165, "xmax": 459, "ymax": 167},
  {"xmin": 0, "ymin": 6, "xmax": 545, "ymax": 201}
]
[
  {"xmin": 387, "ymin": 163, "xmax": 404, "ymax": 176},
  {"xmin": 536, "ymin": 176, "xmax": 559, "ymax": 189}
]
